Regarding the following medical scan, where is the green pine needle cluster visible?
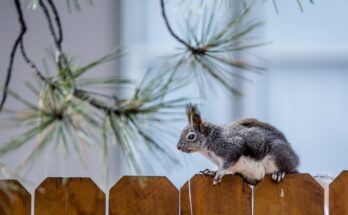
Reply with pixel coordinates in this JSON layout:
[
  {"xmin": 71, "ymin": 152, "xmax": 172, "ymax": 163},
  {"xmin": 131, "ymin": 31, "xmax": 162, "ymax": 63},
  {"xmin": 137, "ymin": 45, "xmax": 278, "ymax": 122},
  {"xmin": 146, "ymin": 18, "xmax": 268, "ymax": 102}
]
[
  {"xmin": 0, "ymin": 0, "xmax": 317, "ymax": 214},
  {"xmin": 168, "ymin": 5, "xmax": 265, "ymax": 96},
  {"xmin": 0, "ymin": 48, "xmax": 186, "ymax": 173},
  {"xmin": 0, "ymin": 0, "xmax": 313, "ymax": 179},
  {"xmin": 0, "ymin": 0, "xmax": 313, "ymax": 210}
]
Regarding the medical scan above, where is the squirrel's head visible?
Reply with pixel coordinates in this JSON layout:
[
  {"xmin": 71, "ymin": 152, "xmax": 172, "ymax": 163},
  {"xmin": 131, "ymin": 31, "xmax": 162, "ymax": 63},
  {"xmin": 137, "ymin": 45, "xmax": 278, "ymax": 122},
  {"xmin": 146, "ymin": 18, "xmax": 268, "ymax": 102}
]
[{"xmin": 177, "ymin": 103, "xmax": 208, "ymax": 153}]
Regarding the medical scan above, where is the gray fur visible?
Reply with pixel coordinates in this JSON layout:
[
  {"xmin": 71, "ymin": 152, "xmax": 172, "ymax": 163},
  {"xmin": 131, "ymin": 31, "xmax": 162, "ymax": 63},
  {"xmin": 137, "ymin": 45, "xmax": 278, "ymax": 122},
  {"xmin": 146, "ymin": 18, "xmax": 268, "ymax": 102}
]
[{"xmin": 177, "ymin": 104, "xmax": 299, "ymax": 185}]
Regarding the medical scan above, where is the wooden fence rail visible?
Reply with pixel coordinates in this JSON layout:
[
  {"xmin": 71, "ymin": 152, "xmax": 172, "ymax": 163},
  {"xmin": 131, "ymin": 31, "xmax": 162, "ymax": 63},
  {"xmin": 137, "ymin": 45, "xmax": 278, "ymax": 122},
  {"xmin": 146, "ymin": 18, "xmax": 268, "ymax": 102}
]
[{"xmin": 0, "ymin": 171, "xmax": 347, "ymax": 215}]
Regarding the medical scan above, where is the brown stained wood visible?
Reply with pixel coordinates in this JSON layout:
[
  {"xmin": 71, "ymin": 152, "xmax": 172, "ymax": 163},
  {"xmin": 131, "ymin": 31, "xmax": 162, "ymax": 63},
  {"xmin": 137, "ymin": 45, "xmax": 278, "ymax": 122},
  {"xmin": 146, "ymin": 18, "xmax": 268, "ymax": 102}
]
[
  {"xmin": 180, "ymin": 174, "xmax": 252, "ymax": 215},
  {"xmin": 330, "ymin": 171, "xmax": 348, "ymax": 215},
  {"xmin": 35, "ymin": 177, "xmax": 105, "ymax": 215},
  {"xmin": 109, "ymin": 176, "xmax": 179, "ymax": 215},
  {"xmin": 254, "ymin": 174, "xmax": 324, "ymax": 215},
  {"xmin": 0, "ymin": 180, "xmax": 31, "ymax": 215}
]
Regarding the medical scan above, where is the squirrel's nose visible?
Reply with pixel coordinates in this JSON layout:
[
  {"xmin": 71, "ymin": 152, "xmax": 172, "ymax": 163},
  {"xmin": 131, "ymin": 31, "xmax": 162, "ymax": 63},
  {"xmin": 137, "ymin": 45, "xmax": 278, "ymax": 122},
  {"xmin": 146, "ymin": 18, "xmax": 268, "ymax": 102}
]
[{"xmin": 177, "ymin": 143, "xmax": 183, "ymax": 150}]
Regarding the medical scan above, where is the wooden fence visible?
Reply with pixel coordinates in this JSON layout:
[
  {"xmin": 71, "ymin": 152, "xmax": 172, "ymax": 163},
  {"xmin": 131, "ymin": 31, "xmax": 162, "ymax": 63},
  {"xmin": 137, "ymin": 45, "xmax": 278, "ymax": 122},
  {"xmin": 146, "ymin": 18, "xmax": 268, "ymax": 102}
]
[{"xmin": 0, "ymin": 171, "xmax": 347, "ymax": 215}]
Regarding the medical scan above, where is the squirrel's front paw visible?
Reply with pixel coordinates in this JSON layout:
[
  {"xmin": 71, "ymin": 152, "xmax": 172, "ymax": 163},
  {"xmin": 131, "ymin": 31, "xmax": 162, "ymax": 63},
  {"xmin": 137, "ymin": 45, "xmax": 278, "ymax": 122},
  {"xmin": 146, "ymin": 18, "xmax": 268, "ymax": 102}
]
[
  {"xmin": 272, "ymin": 171, "xmax": 286, "ymax": 183},
  {"xmin": 213, "ymin": 171, "xmax": 225, "ymax": 186},
  {"xmin": 199, "ymin": 168, "xmax": 217, "ymax": 176}
]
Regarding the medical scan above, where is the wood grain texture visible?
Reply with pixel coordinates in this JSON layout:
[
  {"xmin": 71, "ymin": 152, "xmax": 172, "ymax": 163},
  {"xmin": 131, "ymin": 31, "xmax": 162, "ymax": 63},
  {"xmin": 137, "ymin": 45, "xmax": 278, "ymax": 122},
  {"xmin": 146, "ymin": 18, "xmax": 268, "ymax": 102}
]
[
  {"xmin": 330, "ymin": 171, "xmax": 348, "ymax": 215},
  {"xmin": 35, "ymin": 177, "xmax": 105, "ymax": 215},
  {"xmin": 254, "ymin": 174, "xmax": 324, "ymax": 215},
  {"xmin": 0, "ymin": 180, "xmax": 31, "ymax": 215},
  {"xmin": 109, "ymin": 176, "xmax": 179, "ymax": 215},
  {"xmin": 180, "ymin": 174, "xmax": 252, "ymax": 215}
]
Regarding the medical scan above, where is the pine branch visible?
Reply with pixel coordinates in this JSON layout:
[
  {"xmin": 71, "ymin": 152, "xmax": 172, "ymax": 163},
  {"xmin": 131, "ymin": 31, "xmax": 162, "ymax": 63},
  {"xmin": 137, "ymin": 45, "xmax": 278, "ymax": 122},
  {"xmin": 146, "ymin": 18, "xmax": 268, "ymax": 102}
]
[
  {"xmin": 160, "ymin": 0, "xmax": 194, "ymax": 51},
  {"xmin": 162, "ymin": 3, "xmax": 265, "ymax": 96},
  {"xmin": 272, "ymin": 0, "xmax": 313, "ymax": 13},
  {"xmin": 39, "ymin": 0, "xmax": 60, "ymax": 49},
  {"xmin": 46, "ymin": 0, "xmax": 63, "ymax": 45},
  {"xmin": 19, "ymin": 41, "xmax": 46, "ymax": 82},
  {"xmin": 73, "ymin": 89, "xmax": 155, "ymax": 117},
  {"xmin": 0, "ymin": 0, "xmax": 46, "ymax": 114},
  {"xmin": 2, "ymin": 0, "xmax": 187, "ymax": 175},
  {"xmin": 273, "ymin": 0, "xmax": 279, "ymax": 14},
  {"xmin": 39, "ymin": 0, "xmax": 73, "ymax": 77},
  {"xmin": 39, "ymin": 0, "xmax": 63, "ymax": 69},
  {"xmin": 160, "ymin": 0, "xmax": 211, "ymax": 56}
]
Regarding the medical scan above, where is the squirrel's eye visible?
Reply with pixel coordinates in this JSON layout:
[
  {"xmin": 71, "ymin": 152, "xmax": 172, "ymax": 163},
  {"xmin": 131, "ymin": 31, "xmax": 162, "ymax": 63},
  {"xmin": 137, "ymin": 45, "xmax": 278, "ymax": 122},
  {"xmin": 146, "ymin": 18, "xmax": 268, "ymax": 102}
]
[{"xmin": 187, "ymin": 132, "xmax": 196, "ymax": 141}]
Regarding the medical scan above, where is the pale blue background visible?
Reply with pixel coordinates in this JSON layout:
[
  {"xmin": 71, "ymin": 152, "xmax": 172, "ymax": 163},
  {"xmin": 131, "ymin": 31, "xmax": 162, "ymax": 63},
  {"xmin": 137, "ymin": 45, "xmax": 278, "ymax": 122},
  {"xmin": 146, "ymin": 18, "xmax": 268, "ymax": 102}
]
[
  {"xmin": 0, "ymin": 0, "xmax": 348, "ymax": 193},
  {"xmin": 119, "ymin": 0, "xmax": 348, "ymax": 188}
]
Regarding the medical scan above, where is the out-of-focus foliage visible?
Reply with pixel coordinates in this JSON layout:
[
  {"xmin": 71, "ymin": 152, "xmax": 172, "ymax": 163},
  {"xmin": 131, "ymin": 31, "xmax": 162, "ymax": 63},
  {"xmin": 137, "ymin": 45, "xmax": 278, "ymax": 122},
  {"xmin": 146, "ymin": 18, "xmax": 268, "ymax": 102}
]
[
  {"xmin": 31, "ymin": 0, "xmax": 93, "ymax": 12},
  {"xmin": 0, "ymin": 49, "xmax": 186, "ymax": 172},
  {"xmin": 164, "ymin": 2, "xmax": 265, "ymax": 96},
  {"xmin": 1, "ymin": 0, "xmax": 271, "ymax": 179}
]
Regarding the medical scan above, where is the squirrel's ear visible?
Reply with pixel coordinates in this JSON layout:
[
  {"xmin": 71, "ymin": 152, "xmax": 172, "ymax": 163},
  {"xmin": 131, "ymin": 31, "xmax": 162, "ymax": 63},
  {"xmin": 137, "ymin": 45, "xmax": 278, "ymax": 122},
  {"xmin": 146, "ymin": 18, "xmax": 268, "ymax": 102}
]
[{"xmin": 186, "ymin": 103, "xmax": 202, "ymax": 129}]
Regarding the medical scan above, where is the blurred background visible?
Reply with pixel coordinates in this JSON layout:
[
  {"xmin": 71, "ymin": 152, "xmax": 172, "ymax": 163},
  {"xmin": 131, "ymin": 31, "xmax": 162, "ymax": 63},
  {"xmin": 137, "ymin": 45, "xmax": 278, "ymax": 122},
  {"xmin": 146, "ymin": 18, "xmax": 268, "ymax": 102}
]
[{"xmin": 1, "ymin": 0, "xmax": 348, "ymax": 195}]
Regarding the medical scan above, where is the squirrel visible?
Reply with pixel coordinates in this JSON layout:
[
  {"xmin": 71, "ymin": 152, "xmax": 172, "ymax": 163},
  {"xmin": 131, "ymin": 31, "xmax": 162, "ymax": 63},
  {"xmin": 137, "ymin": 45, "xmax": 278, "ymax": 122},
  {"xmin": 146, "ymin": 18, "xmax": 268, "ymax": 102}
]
[{"xmin": 177, "ymin": 104, "xmax": 299, "ymax": 185}]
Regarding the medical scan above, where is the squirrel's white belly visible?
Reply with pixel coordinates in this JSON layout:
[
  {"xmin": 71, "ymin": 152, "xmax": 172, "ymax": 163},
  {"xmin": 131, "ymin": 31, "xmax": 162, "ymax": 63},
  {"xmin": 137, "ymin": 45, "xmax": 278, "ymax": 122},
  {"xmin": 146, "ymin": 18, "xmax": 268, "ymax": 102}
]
[
  {"xmin": 230, "ymin": 155, "xmax": 279, "ymax": 180},
  {"xmin": 200, "ymin": 150, "xmax": 278, "ymax": 181}
]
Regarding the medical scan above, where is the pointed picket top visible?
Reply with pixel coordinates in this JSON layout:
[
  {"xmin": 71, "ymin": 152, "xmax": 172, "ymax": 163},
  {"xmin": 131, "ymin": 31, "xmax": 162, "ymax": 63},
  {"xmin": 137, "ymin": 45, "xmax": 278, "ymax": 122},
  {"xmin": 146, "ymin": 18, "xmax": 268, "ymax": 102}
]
[
  {"xmin": 180, "ymin": 174, "xmax": 252, "ymax": 215},
  {"xmin": 35, "ymin": 177, "xmax": 105, "ymax": 215},
  {"xmin": 0, "ymin": 180, "xmax": 31, "ymax": 215},
  {"xmin": 254, "ymin": 173, "xmax": 324, "ymax": 215},
  {"xmin": 329, "ymin": 171, "xmax": 348, "ymax": 215},
  {"xmin": 109, "ymin": 176, "xmax": 178, "ymax": 215}
]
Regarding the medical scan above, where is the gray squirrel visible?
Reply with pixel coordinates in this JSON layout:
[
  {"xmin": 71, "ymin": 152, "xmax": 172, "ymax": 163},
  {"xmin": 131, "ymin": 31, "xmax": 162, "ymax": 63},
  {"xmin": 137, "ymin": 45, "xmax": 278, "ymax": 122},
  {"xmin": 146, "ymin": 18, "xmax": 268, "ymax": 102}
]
[{"xmin": 177, "ymin": 104, "xmax": 299, "ymax": 185}]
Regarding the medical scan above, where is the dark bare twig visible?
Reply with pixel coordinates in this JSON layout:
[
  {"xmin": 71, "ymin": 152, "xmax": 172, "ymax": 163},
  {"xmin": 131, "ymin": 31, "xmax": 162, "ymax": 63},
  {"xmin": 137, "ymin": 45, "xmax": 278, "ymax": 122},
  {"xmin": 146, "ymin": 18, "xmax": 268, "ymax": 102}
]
[
  {"xmin": 0, "ymin": 38, "xmax": 22, "ymax": 114},
  {"xmin": 46, "ymin": 0, "xmax": 63, "ymax": 46},
  {"xmin": 38, "ymin": 0, "xmax": 116, "ymax": 113},
  {"xmin": 160, "ymin": 0, "xmax": 193, "ymax": 50},
  {"xmin": 39, "ymin": 0, "xmax": 63, "ymax": 69},
  {"xmin": 19, "ymin": 41, "xmax": 46, "ymax": 82},
  {"xmin": 40, "ymin": 0, "xmax": 73, "ymax": 78},
  {"xmin": 296, "ymin": 0, "xmax": 304, "ymax": 12},
  {"xmin": 1, "ymin": 0, "xmax": 32, "ymax": 113},
  {"xmin": 273, "ymin": 0, "xmax": 279, "ymax": 14},
  {"xmin": 39, "ymin": 0, "xmax": 58, "ymax": 46},
  {"xmin": 1, "ymin": 0, "xmax": 73, "ymax": 115},
  {"xmin": 73, "ymin": 89, "xmax": 141, "ymax": 117}
]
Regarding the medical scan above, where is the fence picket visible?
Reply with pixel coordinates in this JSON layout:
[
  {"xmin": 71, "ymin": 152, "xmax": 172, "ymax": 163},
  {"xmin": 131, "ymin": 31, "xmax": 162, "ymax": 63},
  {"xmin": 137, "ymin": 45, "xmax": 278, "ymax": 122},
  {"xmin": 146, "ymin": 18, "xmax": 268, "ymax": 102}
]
[
  {"xmin": 254, "ymin": 173, "xmax": 324, "ymax": 215},
  {"xmin": 0, "ymin": 180, "xmax": 31, "ymax": 215},
  {"xmin": 109, "ymin": 176, "xmax": 178, "ymax": 215},
  {"xmin": 1, "ymin": 172, "xmax": 347, "ymax": 215},
  {"xmin": 34, "ymin": 177, "xmax": 105, "ymax": 215},
  {"xmin": 330, "ymin": 171, "xmax": 348, "ymax": 215},
  {"xmin": 180, "ymin": 174, "xmax": 252, "ymax": 215}
]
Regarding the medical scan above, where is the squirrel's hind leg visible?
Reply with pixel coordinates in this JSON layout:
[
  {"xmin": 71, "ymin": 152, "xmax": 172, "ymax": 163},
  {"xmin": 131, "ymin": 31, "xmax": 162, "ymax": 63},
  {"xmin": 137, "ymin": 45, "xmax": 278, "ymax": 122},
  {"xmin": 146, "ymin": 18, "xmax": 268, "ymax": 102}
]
[{"xmin": 271, "ymin": 171, "xmax": 286, "ymax": 183}]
